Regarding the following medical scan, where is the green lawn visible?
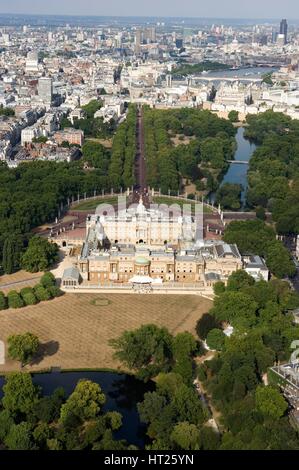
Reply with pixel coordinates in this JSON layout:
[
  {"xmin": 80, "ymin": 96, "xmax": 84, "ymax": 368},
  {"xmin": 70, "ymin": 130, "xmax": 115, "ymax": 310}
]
[
  {"xmin": 72, "ymin": 196, "xmax": 119, "ymax": 211},
  {"xmin": 72, "ymin": 195, "xmax": 214, "ymax": 213},
  {"xmin": 153, "ymin": 197, "xmax": 213, "ymax": 213}
]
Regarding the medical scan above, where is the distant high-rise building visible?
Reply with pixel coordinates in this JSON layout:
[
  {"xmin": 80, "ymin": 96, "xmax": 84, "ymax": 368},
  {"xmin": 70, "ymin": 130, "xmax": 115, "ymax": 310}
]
[
  {"xmin": 272, "ymin": 29, "xmax": 278, "ymax": 43},
  {"xmin": 143, "ymin": 27, "xmax": 156, "ymax": 43},
  {"xmin": 135, "ymin": 27, "xmax": 156, "ymax": 51},
  {"xmin": 277, "ymin": 34, "xmax": 286, "ymax": 47},
  {"xmin": 38, "ymin": 77, "xmax": 53, "ymax": 104},
  {"xmin": 26, "ymin": 51, "xmax": 39, "ymax": 73},
  {"xmin": 175, "ymin": 38, "xmax": 183, "ymax": 49},
  {"xmin": 259, "ymin": 35, "xmax": 268, "ymax": 46},
  {"xmin": 280, "ymin": 19, "xmax": 288, "ymax": 44},
  {"xmin": 2, "ymin": 33, "xmax": 10, "ymax": 46},
  {"xmin": 166, "ymin": 74, "xmax": 172, "ymax": 88},
  {"xmin": 135, "ymin": 29, "xmax": 142, "ymax": 53}
]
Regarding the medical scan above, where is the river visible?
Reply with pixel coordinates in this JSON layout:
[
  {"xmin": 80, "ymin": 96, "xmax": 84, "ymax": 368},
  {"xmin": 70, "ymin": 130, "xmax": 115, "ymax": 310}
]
[
  {"xmin": 223, "ymin": 127, "xmax": 256, "ymax": 204},
  {"xmin": 210, "ymin": 127, "xmax": 256, "ymax": 207},
  {"xmin": 204, "ymin": 66, "xmax": 278, "ymax": 80},
  {"xmin": 0, "ymin": 371, "xmax": 154, "ymax": 448}
]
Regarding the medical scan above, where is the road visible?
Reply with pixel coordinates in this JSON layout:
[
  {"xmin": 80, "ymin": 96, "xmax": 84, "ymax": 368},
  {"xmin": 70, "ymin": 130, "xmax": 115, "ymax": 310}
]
[
  {"xmin": 193, "ymin": 377, "xmax": 220, "ymax": 434},
  {"xmin": 0, "ymin": 277, "xmax": 41, "ymax": 290},
  {"xmin": 35, "ymin": 211, "xmax": 87, "ymax": 239},
  {"xmin": 132, "ymin": 106, "xmax": 150, "ymax": 206},
  {"xmin": 134, "ymin": 107, "xmax": 146, "ymax": 190}
]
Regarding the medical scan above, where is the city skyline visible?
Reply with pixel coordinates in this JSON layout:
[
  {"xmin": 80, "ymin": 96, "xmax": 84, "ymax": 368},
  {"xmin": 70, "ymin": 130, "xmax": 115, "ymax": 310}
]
[{"xmin": 0, "ymin": 0, "xmax": 298, "ymax": 20}]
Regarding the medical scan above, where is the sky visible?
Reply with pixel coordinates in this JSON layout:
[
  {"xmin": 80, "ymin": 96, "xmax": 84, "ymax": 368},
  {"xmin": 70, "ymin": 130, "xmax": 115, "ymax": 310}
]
[{"xmin": 0, "ymin": 0, "xmax": 298, "ymax": 20}]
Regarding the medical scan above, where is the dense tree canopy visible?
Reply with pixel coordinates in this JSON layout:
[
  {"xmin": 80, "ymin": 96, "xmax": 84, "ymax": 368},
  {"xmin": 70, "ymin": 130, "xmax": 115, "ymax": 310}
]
[
  {"xmin": 206, "ymin": 329, "xmax": 226, "ymax": 351},
  {"xmin": 59, "ymin": 380, "xmax": 106, "ymax": 425},
  {"xmin": 172, "ymin": 61, "xmax": 230, "ymax": 78},
  {"xmin": 5, "ymin": 422, "xmax": 35, "ymax": 450},
  {"xmin": 110, "ymin": 324, "xmax": 173, "ymax": 380},
  {"xmin": 198, "ymin": 269, "xmax": 299, "ymax": 450},
  {"xmin": 0, "ymin": 373, "xmax": 134, "ymax": 450},
  {"xmin": 255, "ymin": 386, "xmax": 288, "ymax": 420},
  {"xmin": 143, "ymin": 106, "xmax": 236, "ymax": 194},
  {"xmin": 70, "ymin": 99, "xmax": 116, "ymax": 139},
  {"xmin": 228, "ymin": 110, "xmax": 239, "ymax": 123},
  {"xmin": 8, "ymin": 333, "xmax": 39, "ymax": 366},
  {"xmin": 215, "ymin": 183, "xmax": 243, "ymax": 210},
  {"xmin": 109, "ymin": 104, "xmax": 137, "ymax": 190},
  {"xmin": 0, "ymin": 106, "xmax": 15, "ymax": 117},
  {"xmin": 138, "ymin": 377, "xmax": 208, "ymax": 449},
  {"xmin": 170, "ymin": 422, "xmax": 201, "ymax": 450},
  {"xmin": 196, "ymin": 313, "xmax": 220, "ymax": 340},
  {"xmin": 21, "ymin": 237, "xmax": 59, "ymax": 273},
  {"xmin": 82, "ymin": 141, "xmax": 110, "ymax": 175},
  {"xmin": 2, "ymin": 373, "xmax": 40, "ymax": 417},
  {"xmin": 0, "ymin": 159, "xmax": 112, "ymax": 273},
  {"xmin": 223, "ymin": 220, "xmax": 296, "ymax": 279},
  {"xmin": 244, "ymin": 111, "xmax": 299, "ymax": 235},
  {"xmin": 226, "ymin": 270, "xmax": 255, "ymax": 292}
]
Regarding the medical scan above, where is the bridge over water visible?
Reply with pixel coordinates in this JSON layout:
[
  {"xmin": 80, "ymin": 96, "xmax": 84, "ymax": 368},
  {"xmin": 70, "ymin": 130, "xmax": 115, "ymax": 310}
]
[
  {"xmin": 191, "ymin": 76, "xmax": 263, "ymax": 83},
  {"xmin": 227, "ymin": 160, "xmax": 249, "ymax": 165}
]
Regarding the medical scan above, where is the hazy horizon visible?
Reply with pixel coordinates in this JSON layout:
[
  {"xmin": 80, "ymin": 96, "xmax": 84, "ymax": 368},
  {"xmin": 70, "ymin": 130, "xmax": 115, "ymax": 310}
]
[
  {"xmin": 0, "ymin": 13, "xmax": 294, "ymax": 21},
  {"xmin": 0, "ymin": 0, "xmax": 298, "ymax": 20}
]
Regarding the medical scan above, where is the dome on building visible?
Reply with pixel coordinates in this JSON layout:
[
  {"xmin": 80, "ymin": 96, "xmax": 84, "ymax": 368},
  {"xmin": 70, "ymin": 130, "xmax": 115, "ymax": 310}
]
[{"xmin": 135, "ymin": 256, "xmax": 150, "ymax": 266}]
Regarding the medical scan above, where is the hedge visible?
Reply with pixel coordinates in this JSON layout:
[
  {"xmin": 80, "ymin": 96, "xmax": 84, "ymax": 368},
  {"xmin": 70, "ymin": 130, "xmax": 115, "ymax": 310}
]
[
  {"xmin": 0, "ymin": 291, "xmax": 7, "ymax": 310},
  {"xmin": 40, "ymin": 272, "xmax": 56, "ymax": 288},
  {"xmin": 34, "ymin": 285, "xmax": 52, "ymax": 302},
  {"xmin": 7, "ymin": 291, "xmax": 24, "ymax": 309},
  {"xmin": 0, "ymin": 276, "xmax": 63, "ymax": 311},
  {"xmin": 47, "ymin": 285, "xmax": 63, "ymax": 298},
  {"xmin": 20, "ymin": 287, "xmax": 38, "ymax": 306}
]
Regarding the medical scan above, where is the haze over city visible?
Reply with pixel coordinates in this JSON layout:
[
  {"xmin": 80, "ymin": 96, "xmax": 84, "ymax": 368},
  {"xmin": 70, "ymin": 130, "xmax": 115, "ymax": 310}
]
[{"xmin": 0, "ymin": 0, "xmax": 299, "ymax": 20}]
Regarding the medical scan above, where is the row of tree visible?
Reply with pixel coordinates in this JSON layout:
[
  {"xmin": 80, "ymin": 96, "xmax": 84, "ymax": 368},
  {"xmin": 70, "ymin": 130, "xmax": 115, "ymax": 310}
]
[
  {"xmin": 109, "ymin": 104, "xmax": 137, "ymax": 190},
  {"xmin": 0, "ymin": 272, "xmax": 62, "ymax": 310}
]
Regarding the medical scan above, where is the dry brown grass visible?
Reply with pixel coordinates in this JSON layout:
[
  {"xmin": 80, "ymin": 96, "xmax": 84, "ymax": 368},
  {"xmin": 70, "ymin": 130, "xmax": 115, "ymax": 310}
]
[
  {"xmin": 86, "ymin": 138, "xmax": 113, "ymax": 148},
  {"xmin": 0, "ymin": 293, "xmax": 212, "ymax": 373}
]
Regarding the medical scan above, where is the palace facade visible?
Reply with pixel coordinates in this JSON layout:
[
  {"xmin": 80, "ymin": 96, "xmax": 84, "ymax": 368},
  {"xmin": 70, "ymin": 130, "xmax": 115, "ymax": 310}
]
[{"xmin": 73, "ymin": 198, "xmax": 243, "ymax": 287}]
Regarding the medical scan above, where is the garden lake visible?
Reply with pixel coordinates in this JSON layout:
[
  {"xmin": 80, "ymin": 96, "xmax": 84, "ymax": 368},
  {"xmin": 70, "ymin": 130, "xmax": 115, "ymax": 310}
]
[{"xmin": 0, "ymin": 370, "xmax": 154, "ymax": 448}]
